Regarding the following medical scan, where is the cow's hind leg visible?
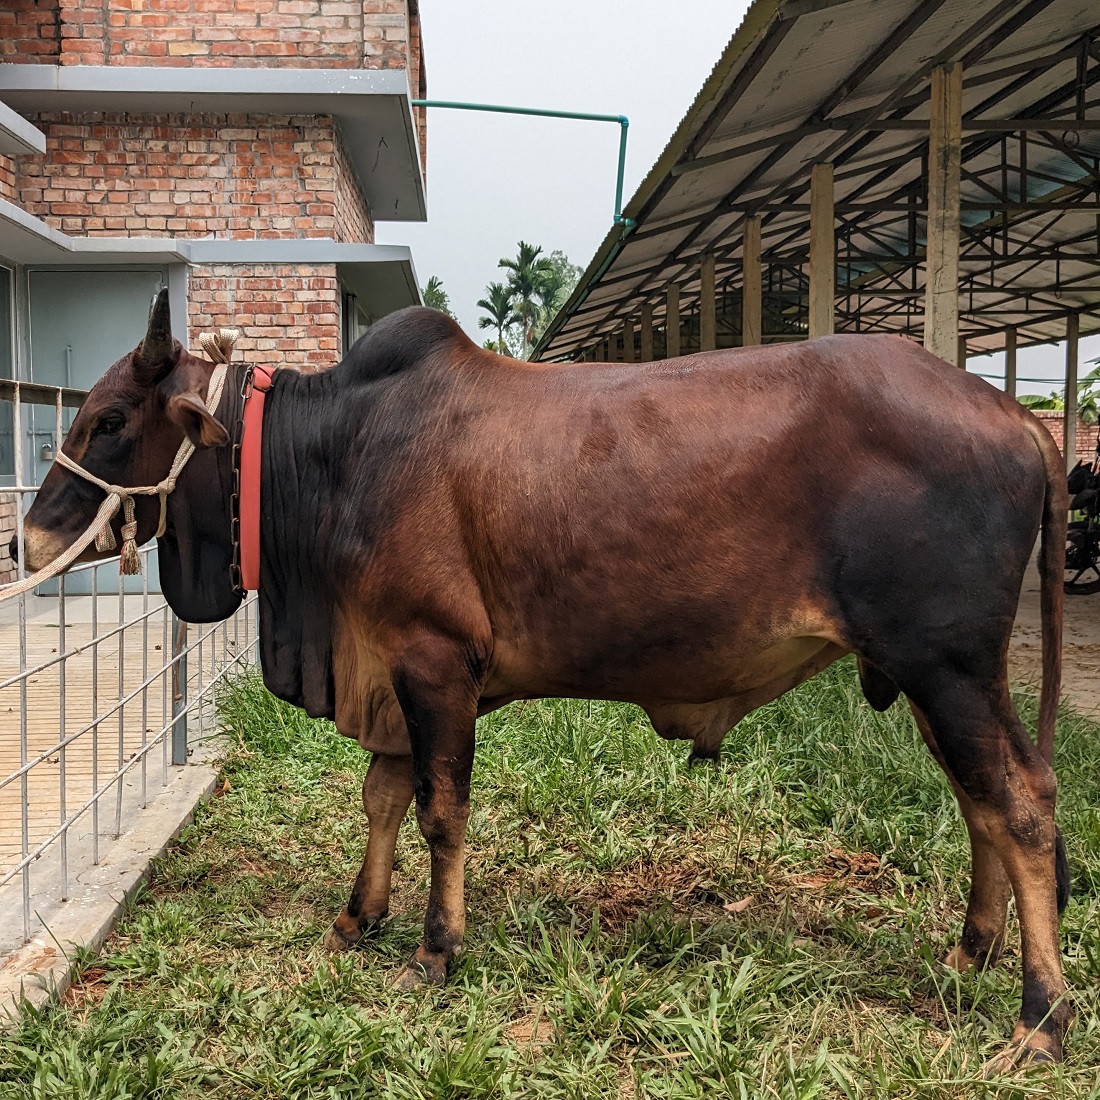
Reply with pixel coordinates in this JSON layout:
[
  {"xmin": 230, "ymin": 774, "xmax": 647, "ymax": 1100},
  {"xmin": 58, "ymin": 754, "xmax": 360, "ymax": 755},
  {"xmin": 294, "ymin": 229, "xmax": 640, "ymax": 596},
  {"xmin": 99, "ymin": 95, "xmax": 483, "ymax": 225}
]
[
  {"xmin": 911, "ymin": 708, "xmax": 1012, "ymax": 971},
  {"xmin": 909, "ymin": 679, "xmax": 1069, "ymax": 1070},
  {"xmin": 324, "ymin": 752, "xmax": 414, "ymax": 952}
]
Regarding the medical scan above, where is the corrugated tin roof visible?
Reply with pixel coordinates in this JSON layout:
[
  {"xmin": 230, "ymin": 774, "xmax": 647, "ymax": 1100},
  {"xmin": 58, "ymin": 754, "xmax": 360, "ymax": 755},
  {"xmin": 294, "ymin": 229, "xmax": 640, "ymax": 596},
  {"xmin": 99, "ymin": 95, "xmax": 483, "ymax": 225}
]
[{"xmin": 534, "ymin": 0, "xmax": 1100, "ymax": 361}]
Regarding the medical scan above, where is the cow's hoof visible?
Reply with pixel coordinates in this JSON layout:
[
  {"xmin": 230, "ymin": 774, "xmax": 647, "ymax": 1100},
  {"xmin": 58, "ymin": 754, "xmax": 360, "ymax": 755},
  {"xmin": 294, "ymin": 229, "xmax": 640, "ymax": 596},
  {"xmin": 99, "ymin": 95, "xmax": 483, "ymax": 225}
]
[
  {"xmin": 943, "ymin": 945, "xmax": 967, "ymax": 971},
  {"xmin": 982, "ymin": 1040, "xmax": 1060, "ymax": 1077},
  {"xmin": 322, "ymin": 923, "xmax": 362, "ymax": 952},
  {"xmin": 687, "ymin": 744, "xmax": 720, "ymax": 766},
  {"xmin": 322, "ymin": 913, "xmax": 385, "ymax": 953},
  {"xmin": 392, "ymin": 953, "xmax": 447, "ymax": 991}
]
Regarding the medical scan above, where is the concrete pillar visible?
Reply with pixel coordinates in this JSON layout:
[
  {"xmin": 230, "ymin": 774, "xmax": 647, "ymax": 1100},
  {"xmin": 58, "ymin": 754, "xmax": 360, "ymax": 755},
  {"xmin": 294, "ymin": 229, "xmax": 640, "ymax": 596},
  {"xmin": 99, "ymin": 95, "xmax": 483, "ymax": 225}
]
[
  {"xmin": 957, "ymin": 334, "xmax": 967, "ymax": 369},
  {"xmin": 1065, "ymin": 312, "xmax": 1079, "ymax": 469},
  {"xmin": 742, "ymin": 216, "xmax": 762, "ymax": 346},
  {"xmin": 623, "ymin": 317, "xmax": 635, "ymax": 363},
  {"xmin": 666, "ymin": 283, "xmax": 681, "ymax": 358},
  {"xmin": 923, "ymin": 62, "xmax": 962, "ymax": 364},
  {"xmin": 1004, "ymin": 327, "xmax": 1017, "ymax": 398},
  {"xmin": 809, "ymin": 162, "xmax": 835, "ymax": 339},
  {"xmin": 639, "ymin": 302, "xmax": 654, "ymax": 362},
  {"xmin": 700, "ymin": 253, "xmax": 716, "ymax": 351}
]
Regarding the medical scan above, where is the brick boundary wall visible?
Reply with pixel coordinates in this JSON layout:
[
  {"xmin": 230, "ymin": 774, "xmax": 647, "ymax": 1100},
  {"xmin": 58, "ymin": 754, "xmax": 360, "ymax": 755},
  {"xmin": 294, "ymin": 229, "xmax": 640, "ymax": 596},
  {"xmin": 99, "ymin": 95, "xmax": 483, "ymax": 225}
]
[
  {"xmin": 188, "ymin": 263, "xmax": 341, "ymax": 371},
  {"xmin": 1032, "ymin": 411, "xmax": 1098, "ymax": 466}
]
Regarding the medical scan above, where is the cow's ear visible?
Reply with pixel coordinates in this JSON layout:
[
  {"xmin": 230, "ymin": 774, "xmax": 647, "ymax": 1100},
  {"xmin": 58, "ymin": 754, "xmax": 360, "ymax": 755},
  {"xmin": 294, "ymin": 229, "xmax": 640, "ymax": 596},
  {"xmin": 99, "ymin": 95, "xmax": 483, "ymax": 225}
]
[{"xmin": 166, "ymin": 390, "xmax": 230, "ymax": 449}]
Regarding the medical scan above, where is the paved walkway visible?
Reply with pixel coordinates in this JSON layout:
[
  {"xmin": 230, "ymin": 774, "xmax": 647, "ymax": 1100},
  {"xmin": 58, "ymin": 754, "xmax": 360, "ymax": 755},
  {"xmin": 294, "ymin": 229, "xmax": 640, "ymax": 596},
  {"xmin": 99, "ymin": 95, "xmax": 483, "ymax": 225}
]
[{"xmin": 0, "ymin": 595, "xmax": 178, "ymax": 887}]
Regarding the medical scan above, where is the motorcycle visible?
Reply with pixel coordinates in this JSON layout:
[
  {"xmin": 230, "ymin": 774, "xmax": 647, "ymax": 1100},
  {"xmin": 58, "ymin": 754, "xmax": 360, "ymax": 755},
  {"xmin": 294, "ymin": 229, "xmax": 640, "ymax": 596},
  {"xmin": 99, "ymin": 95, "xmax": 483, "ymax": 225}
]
[{"xmin": 1065, "ymin": 440, "xmax": 1100, "ymax": 595}]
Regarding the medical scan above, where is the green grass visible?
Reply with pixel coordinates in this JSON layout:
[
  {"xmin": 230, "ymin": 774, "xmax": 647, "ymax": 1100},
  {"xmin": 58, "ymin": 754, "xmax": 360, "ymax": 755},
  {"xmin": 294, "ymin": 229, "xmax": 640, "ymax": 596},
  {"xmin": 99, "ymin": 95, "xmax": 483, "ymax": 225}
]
[{"xmin": 3, "ymin": 658, "xmax": 1100, "ymax": 1098}]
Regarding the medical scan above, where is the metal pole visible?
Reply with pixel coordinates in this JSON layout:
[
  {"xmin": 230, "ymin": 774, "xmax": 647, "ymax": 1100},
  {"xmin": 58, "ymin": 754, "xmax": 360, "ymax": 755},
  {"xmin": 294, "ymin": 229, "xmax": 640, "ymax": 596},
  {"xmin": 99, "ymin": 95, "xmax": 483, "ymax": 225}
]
[
  {"xmin": 1004, "ymin": 327, "xmax": 1017, "ymax": 398},
  {"xmin": 171, "ymin": 615, "xmax": 188, "ymax": 766},
  {"xmin": 411, "ymin": 99, "xmax": 633, "ymax": 227},
  {"xmin": 1065, "ymin": 313, "xmax": 1080, "ymax": 471}
]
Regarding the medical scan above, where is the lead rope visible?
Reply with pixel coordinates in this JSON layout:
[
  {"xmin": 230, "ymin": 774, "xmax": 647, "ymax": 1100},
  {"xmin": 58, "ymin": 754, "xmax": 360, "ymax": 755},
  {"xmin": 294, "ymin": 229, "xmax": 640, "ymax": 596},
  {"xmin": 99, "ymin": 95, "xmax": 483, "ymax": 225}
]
[{"xmin": 0, "ymin": 330, "xmax": 238, "ymax": 602}]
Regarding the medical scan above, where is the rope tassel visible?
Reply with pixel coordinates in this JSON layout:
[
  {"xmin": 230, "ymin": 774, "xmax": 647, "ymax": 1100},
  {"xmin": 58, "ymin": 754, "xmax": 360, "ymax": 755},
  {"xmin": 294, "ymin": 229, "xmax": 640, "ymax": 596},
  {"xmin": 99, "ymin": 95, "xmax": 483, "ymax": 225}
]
[{"xmin": 119, "ymin": 497, "xmax": 142, "ymax": 575}]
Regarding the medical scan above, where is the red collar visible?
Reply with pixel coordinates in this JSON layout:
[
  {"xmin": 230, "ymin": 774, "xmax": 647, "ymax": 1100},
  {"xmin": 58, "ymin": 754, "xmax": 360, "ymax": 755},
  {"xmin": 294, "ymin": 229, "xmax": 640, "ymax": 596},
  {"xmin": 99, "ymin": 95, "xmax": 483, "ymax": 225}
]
[{"xmin": 238, "ymin": 365, "xmax": 276, "ymax": 591}]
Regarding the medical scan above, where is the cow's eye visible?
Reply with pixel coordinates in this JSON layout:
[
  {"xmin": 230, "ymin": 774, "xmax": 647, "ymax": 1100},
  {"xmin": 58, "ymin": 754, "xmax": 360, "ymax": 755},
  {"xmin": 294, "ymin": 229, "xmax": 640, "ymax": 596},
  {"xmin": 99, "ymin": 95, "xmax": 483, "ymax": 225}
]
[{"xmin": 95, "ymin": 415, "xmax": 125, "ymax": 437}]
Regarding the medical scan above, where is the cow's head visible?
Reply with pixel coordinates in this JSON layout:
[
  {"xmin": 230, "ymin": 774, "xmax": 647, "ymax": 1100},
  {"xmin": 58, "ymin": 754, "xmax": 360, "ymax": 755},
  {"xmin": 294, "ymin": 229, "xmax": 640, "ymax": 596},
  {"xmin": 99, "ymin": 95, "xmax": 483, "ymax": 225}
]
[{"xmin": 15, "ymin": 290, "xmax": 242, "ymax": 620}]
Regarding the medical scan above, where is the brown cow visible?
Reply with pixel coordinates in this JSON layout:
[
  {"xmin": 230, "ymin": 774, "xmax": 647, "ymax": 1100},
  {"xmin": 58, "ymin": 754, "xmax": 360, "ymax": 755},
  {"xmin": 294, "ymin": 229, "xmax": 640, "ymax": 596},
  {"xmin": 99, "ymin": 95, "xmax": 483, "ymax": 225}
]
[{"xmin": 17, "ymin": 292, "xmax": 1069, "ymax": 1071}]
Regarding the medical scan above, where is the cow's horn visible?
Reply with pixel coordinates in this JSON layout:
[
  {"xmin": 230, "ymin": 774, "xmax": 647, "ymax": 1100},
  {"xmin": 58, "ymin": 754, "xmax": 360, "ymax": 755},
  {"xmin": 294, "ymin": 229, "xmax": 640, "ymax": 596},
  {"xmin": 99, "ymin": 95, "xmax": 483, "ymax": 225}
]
[{"xmin": 139, "ymin": 288, "xmax": 175, "ymax": 370}]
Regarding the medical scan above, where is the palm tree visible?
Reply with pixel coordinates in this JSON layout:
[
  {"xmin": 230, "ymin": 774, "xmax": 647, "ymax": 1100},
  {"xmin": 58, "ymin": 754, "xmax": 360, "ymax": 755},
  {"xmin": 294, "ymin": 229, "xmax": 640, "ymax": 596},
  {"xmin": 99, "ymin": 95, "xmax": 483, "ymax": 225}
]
[
  {"xmin": 421, "ymin": 275, "xmax": 455, "ymax": 318},
  {"xmin": 477, "ymin": 282, "xmax": 518, "ymax": 356},
  {"xmin": 499, "ymin": 241, "xmax": 553, "ymax": 357}
]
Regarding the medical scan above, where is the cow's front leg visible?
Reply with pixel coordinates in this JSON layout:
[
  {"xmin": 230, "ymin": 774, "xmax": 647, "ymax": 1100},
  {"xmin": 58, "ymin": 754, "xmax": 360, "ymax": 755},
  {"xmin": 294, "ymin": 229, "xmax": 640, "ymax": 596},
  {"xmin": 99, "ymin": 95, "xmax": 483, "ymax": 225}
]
[
  {"xmin": 389, "ymin": 647, "xmax": 479, "ymax": 989},
  {"xmin": 324, "ymin": 752, "xmax": 414, "ymax": 951}
]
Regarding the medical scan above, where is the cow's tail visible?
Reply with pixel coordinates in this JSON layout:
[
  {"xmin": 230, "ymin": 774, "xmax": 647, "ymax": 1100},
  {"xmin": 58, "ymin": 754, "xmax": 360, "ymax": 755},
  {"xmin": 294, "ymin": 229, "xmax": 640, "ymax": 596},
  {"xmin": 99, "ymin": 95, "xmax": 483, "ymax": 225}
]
[
  {"xmin": 1025, "ymin": 415, "xmax": 1067, "ymax": 766},
  {"xmin": 1024, "ymin": 416, "xmax": 1070, "ymax": 913}
]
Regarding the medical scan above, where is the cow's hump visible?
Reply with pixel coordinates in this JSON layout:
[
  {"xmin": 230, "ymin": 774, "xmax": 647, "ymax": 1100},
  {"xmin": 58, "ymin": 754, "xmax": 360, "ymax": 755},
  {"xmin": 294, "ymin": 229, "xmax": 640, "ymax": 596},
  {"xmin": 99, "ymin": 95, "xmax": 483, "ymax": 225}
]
[{"xmin": 342, "ymin": 306, "xmax": 466, "ymax": 383}]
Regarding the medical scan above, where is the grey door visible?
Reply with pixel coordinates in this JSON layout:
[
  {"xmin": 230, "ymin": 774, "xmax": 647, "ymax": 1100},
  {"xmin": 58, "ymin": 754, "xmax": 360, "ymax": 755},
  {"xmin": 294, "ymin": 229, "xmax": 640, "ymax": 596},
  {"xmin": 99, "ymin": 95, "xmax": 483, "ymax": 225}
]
[{"xmin": 28, "ymin": 269, "xmax": 168, "ymax": 594}]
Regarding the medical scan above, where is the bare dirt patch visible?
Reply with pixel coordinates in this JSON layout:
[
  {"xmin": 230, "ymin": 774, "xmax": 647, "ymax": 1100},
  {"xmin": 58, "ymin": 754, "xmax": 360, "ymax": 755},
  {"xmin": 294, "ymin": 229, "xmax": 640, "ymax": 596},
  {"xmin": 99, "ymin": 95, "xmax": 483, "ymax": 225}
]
[{"xmin": 1012, "ymin": 560, "xmax": 1100, "ymax": 715}]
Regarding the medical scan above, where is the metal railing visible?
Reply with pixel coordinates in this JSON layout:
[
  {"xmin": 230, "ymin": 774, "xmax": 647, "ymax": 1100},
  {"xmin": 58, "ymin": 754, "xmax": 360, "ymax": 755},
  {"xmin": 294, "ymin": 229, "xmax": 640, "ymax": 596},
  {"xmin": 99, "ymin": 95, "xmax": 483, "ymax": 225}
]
[{"xmin": 0, "ymin": 381, "xmax": 257, "ymax": 948}]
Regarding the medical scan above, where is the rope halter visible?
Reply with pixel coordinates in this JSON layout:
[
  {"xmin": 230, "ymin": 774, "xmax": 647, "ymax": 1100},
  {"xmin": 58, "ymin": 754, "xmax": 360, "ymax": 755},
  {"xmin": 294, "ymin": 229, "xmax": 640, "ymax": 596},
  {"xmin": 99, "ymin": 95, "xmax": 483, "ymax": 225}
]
[{"xmin": 0, "ymin": 330, "xmax": 237, "ymax": 600}]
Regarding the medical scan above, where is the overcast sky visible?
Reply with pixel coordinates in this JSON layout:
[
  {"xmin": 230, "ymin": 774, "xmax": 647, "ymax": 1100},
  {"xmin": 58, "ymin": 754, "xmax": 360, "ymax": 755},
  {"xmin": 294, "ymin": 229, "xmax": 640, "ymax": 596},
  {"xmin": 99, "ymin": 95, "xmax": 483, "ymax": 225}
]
[{"xmin": 377, "ymin": 0, "xmax": 1098, "ymax": 398}]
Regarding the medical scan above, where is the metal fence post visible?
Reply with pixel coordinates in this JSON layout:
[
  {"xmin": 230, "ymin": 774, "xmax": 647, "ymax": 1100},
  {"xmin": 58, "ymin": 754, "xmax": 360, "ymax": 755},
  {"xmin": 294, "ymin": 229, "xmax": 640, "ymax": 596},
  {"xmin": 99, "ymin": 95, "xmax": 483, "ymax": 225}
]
[{"xmin": 171, "ymin": 615, "xmax": 188, "ymax": 765}]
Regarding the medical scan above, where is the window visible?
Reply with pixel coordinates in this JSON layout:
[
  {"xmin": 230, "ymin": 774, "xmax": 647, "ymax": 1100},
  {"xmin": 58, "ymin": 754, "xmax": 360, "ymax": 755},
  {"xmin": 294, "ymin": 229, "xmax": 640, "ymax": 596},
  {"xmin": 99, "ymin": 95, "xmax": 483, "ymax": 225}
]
[{"xmin": 342, "ymin": 290, "xmax": 371, "ymax": 355}]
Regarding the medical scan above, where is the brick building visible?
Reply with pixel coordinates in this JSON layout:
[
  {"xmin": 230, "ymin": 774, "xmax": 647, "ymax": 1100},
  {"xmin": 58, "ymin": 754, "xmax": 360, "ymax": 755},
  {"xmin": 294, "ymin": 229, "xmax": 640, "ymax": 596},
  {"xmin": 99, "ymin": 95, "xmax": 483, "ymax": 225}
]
[{"xmin": 0, "ymin": 0, "xmax": 428, "ymax": 582}]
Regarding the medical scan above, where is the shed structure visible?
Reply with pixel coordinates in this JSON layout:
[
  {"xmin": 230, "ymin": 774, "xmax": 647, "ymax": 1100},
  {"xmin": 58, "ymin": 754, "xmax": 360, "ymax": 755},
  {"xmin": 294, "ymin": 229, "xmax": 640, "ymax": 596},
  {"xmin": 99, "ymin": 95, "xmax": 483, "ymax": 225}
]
[{"xmin": 533, "ymin": 0, "xmax": 1100, "ymax": 462}]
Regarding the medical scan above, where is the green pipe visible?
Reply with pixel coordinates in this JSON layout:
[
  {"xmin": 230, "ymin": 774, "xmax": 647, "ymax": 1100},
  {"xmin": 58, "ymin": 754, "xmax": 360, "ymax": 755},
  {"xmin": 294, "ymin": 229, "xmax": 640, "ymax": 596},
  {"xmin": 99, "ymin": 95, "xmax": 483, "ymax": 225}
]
[{"xmin": 411, "ymin": 98, "xmax": 635, "ymax": 227}]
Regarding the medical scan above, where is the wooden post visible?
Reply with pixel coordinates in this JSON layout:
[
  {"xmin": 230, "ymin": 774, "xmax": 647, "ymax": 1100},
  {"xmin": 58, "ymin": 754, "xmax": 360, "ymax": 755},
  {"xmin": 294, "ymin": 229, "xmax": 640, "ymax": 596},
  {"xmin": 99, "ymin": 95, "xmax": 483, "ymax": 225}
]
[
  {"xmin": 742, "ymin": 216, "xmax": 762, "ymax": 346},
  {"xmin": 1004, "ymin": 327, "xmax": 1017, "ymax": 398},
  {"xmin": 623, "ymin": 317, "xmax": 635, "ymax": 363},
  {"xmin": 666, "ymin": 283, "xmax": 681, "ymax": 358},
  {"xmin": 809, "ymin": 162, "xmax": 834, "ymax": 338},
  {"xmin": 639, "ymin": 302, "xmax": 654, "ymax": 362},
  {"xmin": 700, "ymin": 253, "xmax": 716, "ymax": 351},
  {"xmin": 1065, "ymin": 313, "xmax": 1079, "ymax": 470},
  {"xmin": 923, "ymin": 62, "xmax": 962, "ymax": 364}
]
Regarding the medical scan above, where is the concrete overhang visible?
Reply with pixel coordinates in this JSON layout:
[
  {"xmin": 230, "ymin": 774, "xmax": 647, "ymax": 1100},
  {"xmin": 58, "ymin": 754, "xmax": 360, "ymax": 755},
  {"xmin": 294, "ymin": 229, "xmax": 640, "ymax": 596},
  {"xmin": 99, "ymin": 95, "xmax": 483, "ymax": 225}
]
[
  {"xmin": 0, "ymin": 100, "xmax": 45, "ymax": 156},
  {"xmin": 0, "ymin": 64, "xmax": 426, "ymax": 222},
  {"xmin": 0, "ymin": 200, "xmax": 422, "ymax": 312}
]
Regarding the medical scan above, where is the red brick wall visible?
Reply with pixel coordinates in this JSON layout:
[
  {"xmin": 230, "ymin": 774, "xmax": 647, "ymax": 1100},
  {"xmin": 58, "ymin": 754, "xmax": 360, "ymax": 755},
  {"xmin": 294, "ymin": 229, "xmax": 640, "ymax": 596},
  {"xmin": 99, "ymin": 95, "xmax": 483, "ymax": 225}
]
[
  {"xmin": 332, "ymin": 125, "xmax": 373, "ymax": 243},
  {"xmin": 1032, "ymin": 411, "xmax": 1097, "ymax": 465},
  {"xmin": 407, "ymin": 0, "xmax": 426, "ymax": 169},
  {"xmin": 0, "ymin": 155, "xmax": 15, "ymax": 203},
  {"xmin": 0, "ymin": 0, "xmax": 62, "ymax": 63},
  {"xmin": 16, "ymin": 112, "xmax": 372, "ymax": 242},
  {"xmin": 188, "ymin": 263, "xmax": 341, "ymax": 370},
  {"xmin": 0, "ymin": 0, "xmax": 419, "ymax": 71}
]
